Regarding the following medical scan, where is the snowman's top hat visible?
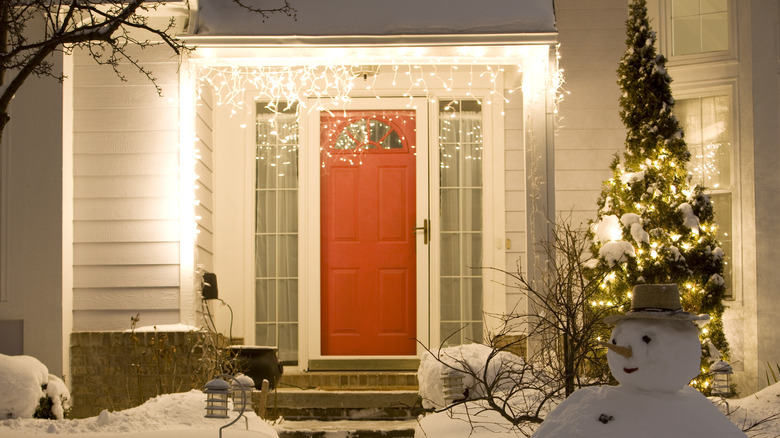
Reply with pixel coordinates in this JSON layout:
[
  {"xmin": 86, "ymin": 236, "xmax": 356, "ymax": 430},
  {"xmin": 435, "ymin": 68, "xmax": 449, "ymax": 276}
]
[{"xmin": 603, "ymin": 284, "xmax": 710, "ymax": 325}]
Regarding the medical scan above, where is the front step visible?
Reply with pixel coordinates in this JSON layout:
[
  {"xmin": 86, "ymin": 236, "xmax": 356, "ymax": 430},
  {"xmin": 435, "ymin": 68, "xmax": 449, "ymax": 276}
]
[
  {"xmin": 263, "ymin": 389, "xmax": 424, "ymax": 421},
  {"xmin": 275, "ymin": 419, "xmax": 417, "ymax": 438},
  {"xmin": 279, "ymin": 371, "xmax": 419, "ymax": 391}
]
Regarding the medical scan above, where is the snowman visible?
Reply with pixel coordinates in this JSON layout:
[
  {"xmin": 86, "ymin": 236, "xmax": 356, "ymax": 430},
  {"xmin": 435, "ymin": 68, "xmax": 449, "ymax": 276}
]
[{"xmin": 532, "ymin": 284, "xmax": 746, "ymax": 437}]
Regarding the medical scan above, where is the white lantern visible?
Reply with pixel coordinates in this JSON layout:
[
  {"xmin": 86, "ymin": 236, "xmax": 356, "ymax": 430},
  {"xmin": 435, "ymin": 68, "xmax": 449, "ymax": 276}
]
[
  {"xmin": 204, "ymin": 378, "xmax": 231, "ymax": 418},
  {"xmin": 231, "ymin": 374, "xmax": 255, "ymax": 412},
  {"xmin": 710, "ymin": 360, "xmax": 733, "ymax": 397}
]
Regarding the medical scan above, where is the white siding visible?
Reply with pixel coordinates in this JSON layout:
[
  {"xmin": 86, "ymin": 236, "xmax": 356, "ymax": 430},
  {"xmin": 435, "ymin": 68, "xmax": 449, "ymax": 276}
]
[
  {"xmin": 71, "ymin": 45, "xmax": 181, "ymax": 331},
  {"xmin": 554, "ymin": 0, "xmax": 627, "ymax": 227},
  {"xmin": 504, "ymin": 96, "xmax": 527, "ymax": 312}
]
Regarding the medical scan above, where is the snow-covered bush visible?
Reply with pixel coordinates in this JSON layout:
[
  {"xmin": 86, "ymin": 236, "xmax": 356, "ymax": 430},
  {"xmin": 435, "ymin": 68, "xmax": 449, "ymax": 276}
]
[
  {"xmin": 418, "ymin": 343, "xmax": 525, "ymax": 409},
  {"xmin": 0, "ymin": 354, "xmax": 71, "ymax": 419}
]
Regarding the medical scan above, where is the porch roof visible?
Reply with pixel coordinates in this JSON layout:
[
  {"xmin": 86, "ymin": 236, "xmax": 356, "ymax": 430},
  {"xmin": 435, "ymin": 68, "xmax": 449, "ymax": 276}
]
[{"xmin": 191, "ymin": 0, "xmax": 556, "ymax": 45}]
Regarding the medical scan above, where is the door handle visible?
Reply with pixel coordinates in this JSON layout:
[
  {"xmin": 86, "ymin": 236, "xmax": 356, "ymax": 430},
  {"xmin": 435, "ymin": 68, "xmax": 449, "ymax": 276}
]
[{"xmin": 414, "ymin": 219, "xmax": 430, "ymax": 245}]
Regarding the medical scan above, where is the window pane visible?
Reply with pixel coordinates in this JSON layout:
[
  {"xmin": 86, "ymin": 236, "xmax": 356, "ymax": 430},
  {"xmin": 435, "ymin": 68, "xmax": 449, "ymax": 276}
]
[
  {"xmin": 255, "ymin": 235, "xmax": 276, "ymax": 277},
  {"xmin": 701, "ymin": 0, "xmax": 727, "ymax": 14},
  {"xmin": 255, "ymin": 324, "xmax": 276, "ymax": 347},
  {"xmin": 441, "ymin": 233, "xmax": 461, "ymax": 276},
  {"xmin": 441, "ymin": 322, "xmax": 464, "ymax": 347},
  {"xmin": 440, "ymin": 145, "xmax": 460, "ymax": 187},
  {"xmin": 702, "ymin": 12, "xmax": 728, "ymax": 52},
  {"xmin": 441, "ymin": 279, "xmax": 462, "ymax": 321},
  {"xmin": 440, "ymin": 189, "xmax": 460, "ymax": 231},
  {"xmin": 464, "ymin": 279, "xmax": 483, "ymax": 320},
  {"xmin": 278, "ymin": 280, "xmax": 298, "ymax": 322},
  {"xmin": 278, "ymin": 324, "xmax": 298, "ymax": 364},
  {"xmin": 673, "ymin": 17, "xmax": 701, "ymax": 56},
  {"xmin": 277, "ymin": 235, "xmax": 298, "ymax": 277},
  {"xmin": 256, "ymin": 191, "xmax": 276, "ymax": 233},
  {"xmin": 255, "ymin": 280, "xmax": 276, "ymax": 322},
  {"xmin": 463, "ymin": 189, "xmax": 483, "ymax": 231},
  {"xmin": 673, "ymin": 0, "xmax": 699, "ymax": 17}
]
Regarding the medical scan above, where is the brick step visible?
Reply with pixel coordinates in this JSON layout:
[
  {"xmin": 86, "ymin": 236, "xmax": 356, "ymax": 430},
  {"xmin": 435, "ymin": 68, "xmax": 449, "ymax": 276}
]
[
  {"xmin": 278, "ymin": 371, "xmax": 418, "ymax": 391},
  {"xmin": 258, "ymin": 389, "xmax": 424, "ymax": 421},
  {"xmin": 275, "ymin": 419, "xmax": 417, "ymax": 438}
]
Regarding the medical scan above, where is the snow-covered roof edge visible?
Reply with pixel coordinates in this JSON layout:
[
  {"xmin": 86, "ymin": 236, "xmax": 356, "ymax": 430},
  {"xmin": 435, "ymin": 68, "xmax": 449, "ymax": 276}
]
[{"xmin": 192, "ymin": 0, "xmax": 557, "ymax": 39}]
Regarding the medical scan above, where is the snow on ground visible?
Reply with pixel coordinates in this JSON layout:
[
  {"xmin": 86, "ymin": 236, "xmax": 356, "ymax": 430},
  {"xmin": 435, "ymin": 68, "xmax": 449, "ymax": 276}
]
[
  {"xmin": 0, "ymin": 390, "xmax": 277, "ymax": 438},
  {"xmin": 415, "ymin": 384, "xmax": 780, "ymax": 438}
]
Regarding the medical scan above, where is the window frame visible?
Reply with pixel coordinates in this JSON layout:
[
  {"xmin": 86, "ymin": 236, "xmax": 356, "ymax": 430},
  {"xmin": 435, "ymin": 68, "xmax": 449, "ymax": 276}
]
[
  {"xmin": 672, "ymin": 81, "xmax": 741, "ymax": 302},
  {"xmin": 659, "ymin": 0, "xmax": 738, "ymax": 65}
]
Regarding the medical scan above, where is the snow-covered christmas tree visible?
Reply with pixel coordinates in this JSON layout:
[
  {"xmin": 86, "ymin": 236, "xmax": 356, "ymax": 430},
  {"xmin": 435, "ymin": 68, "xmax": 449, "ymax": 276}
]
[{"xmin": 587, "ymin": 0, "xmax": 729, "ymax": 393}]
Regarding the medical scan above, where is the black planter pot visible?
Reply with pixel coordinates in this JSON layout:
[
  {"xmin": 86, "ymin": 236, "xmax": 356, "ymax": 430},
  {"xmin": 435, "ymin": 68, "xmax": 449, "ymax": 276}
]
[{"xmin": 227, "ymin": 346, "xmax": 283, "ymax": 389}]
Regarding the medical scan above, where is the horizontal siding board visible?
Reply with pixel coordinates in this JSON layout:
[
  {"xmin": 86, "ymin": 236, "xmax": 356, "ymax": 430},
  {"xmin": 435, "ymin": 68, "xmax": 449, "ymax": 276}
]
[
  {"xmin": 74, "ymin": 220, "xmax": 179, "ymax": 243},
  {"xmin": 73, "ymin": 288, "xmax": 180, "ymax": 310},
  {"xmin": 73, "ymin": 265, "xmax": 180, "ymax": 288},
  {"xmin": 74, "ymin": 85, "xmax": 178, "ymax": 110},
  {"xmin": 554, "ymin": 129, "xmax": 625, "ymax": 151},
  {"xmin": 197, "ymin": 139, "xmax": 214, "ymax": 170},
  {"xmin": 197, "ymin": 227, "xmax": 214, "ymax": 253},
  {"xmin": 555, "ymin": 149, "xmax": 618, "ymax": 170},
  {"xmin": 505, "ymin": 150, "xmax": 525, "ymax": 171},
  {"xmin": 74, "ymin": 175, "xmax": 179, "ymax": 198},
  {"xmin": 74, "ymin": 198, "xmax": 179, "ymax": 221},
  {"xmin": 196, "ymin": 185, "xmax": 214, "ymax": 212},
  {"xmin": 556, "ymin": 190, "xmax": 602, "ymax": 213},
  {"xmin": 195, "ymin": 247, "xmax": 214, "ymax": 271},
  {"xmin": 74, "ymin": 43, "xmax": 181, "ymax": 65},
  {"xmin": 196, "ymin": 108, "xmax": 214, "ymax": 134},
  {"xmin": 73, "ymin": 63, "xmax": 180, "ymax": 87},
  {"xmin": 74, "ymin": 108, "xmax": 179, "ymax": 132},
  {"xmin": 506, "ymin": 212, "xmax": 527, "ymax": 231},
  {"xmin": 505, "ymin": 170, "xmax": 525, "ymax": 191},
  {"xmin": 74, "ymin": 242, "xmax": 179, "ymax": 265},
  {"xmin": 73, "ymin": 310, "xmax": 180, "ymax": 332},
  {"xmin": 196, "ymin": 204, "xmax": 214, "ymax": 232},
  {"xmin": 74, "ymin": 131, "xmax": 178, "ymax": 154},
  {"xmin": 196, "ymin": 161, "xmax": 214, "ymax": 191},
  {"xmin": 556, "ymin": 170, "xmax": 611, "ymax": 191},
  {"xmin": 505, "ymin": 190, "xmax": 526, "ymax": 213},
  {"xmin": 74, "ymin": 152, "xmax": 179, "ymax": 177}
]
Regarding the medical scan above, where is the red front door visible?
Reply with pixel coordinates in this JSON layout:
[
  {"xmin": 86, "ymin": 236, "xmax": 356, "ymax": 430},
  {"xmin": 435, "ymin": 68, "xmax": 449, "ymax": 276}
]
[{"xmin": 321, "ymin": 111, "xmax": 417, "ymax": 355}]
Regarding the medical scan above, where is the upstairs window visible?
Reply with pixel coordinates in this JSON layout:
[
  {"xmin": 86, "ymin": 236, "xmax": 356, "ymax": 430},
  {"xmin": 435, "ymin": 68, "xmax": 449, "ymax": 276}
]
[{"xmin": 671, "ymin": 0, "xmax": 729, "ymax": 56}]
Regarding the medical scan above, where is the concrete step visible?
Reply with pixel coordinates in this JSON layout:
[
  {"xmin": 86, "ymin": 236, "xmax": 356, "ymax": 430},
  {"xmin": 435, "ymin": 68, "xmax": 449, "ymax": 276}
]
[
  {"xmin": 275, "ymin": 419, "xmax": 417, "ymax": 438},
  {"xmin": 279, "ymin": 371, "xmax": 419, "ymax": 391},
  {"xmin": 261, "ymin": 389, "xmax": 424, "ymax": 421}
]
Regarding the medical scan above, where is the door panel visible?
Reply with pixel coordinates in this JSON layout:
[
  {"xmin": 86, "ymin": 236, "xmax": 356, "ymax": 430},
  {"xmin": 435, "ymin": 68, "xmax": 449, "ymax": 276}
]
[{"xmin": 321, "ymin": 111, "xmax": 417, "ymax": 355}]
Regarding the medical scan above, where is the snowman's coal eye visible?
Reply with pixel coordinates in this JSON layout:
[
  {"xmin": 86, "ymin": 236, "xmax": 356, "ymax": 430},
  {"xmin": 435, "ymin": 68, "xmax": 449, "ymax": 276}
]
[
  {"xmin": 611, "ymin": 338, "xmax": 617, "ymax": 345},
  {"xmin": 642, "ymin": 335, "xmax": 652, "ymax": 344}
]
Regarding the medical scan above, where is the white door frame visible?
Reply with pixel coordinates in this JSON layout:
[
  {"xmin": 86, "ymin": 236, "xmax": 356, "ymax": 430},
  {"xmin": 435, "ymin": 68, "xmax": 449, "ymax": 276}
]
[{"xmin": 300, "ymin": 97, "xmax": 431, "ymax": 366}]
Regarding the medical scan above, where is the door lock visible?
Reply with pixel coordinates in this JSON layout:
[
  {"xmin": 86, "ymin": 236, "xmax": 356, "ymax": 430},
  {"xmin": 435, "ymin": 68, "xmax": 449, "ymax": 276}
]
[{"xmin": 414, "ymin": 219, "xmax": 430, "ymax": 245}]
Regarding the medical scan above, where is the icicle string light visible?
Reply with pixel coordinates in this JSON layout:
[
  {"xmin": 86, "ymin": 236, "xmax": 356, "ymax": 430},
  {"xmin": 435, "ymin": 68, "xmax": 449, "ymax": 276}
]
[{"xmin": 194, "ymin": 61, "xmax": 565, "ymax": 118}]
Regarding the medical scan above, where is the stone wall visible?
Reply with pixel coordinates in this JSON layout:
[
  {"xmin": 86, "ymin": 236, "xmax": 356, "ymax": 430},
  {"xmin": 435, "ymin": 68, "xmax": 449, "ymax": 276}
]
[{"xmin": 69, "ymin": 331, "xmax": 230, "ymax": 418}]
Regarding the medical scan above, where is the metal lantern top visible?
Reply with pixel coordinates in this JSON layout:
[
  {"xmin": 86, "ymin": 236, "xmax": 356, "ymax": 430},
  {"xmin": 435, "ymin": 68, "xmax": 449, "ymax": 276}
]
[
  {"xmin": 204, "ymin": 377, "xmax": 231, "ymax": 418},
  {"xmin": 231, "ymin": 374, "xmax": 255, "ymax": 412}
]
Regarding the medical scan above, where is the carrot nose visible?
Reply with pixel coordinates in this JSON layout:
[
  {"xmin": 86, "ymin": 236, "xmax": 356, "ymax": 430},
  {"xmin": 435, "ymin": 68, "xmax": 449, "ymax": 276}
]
[{"xmin": 598, "ymin": 341, "xmax": 633, "ymax": 358}]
